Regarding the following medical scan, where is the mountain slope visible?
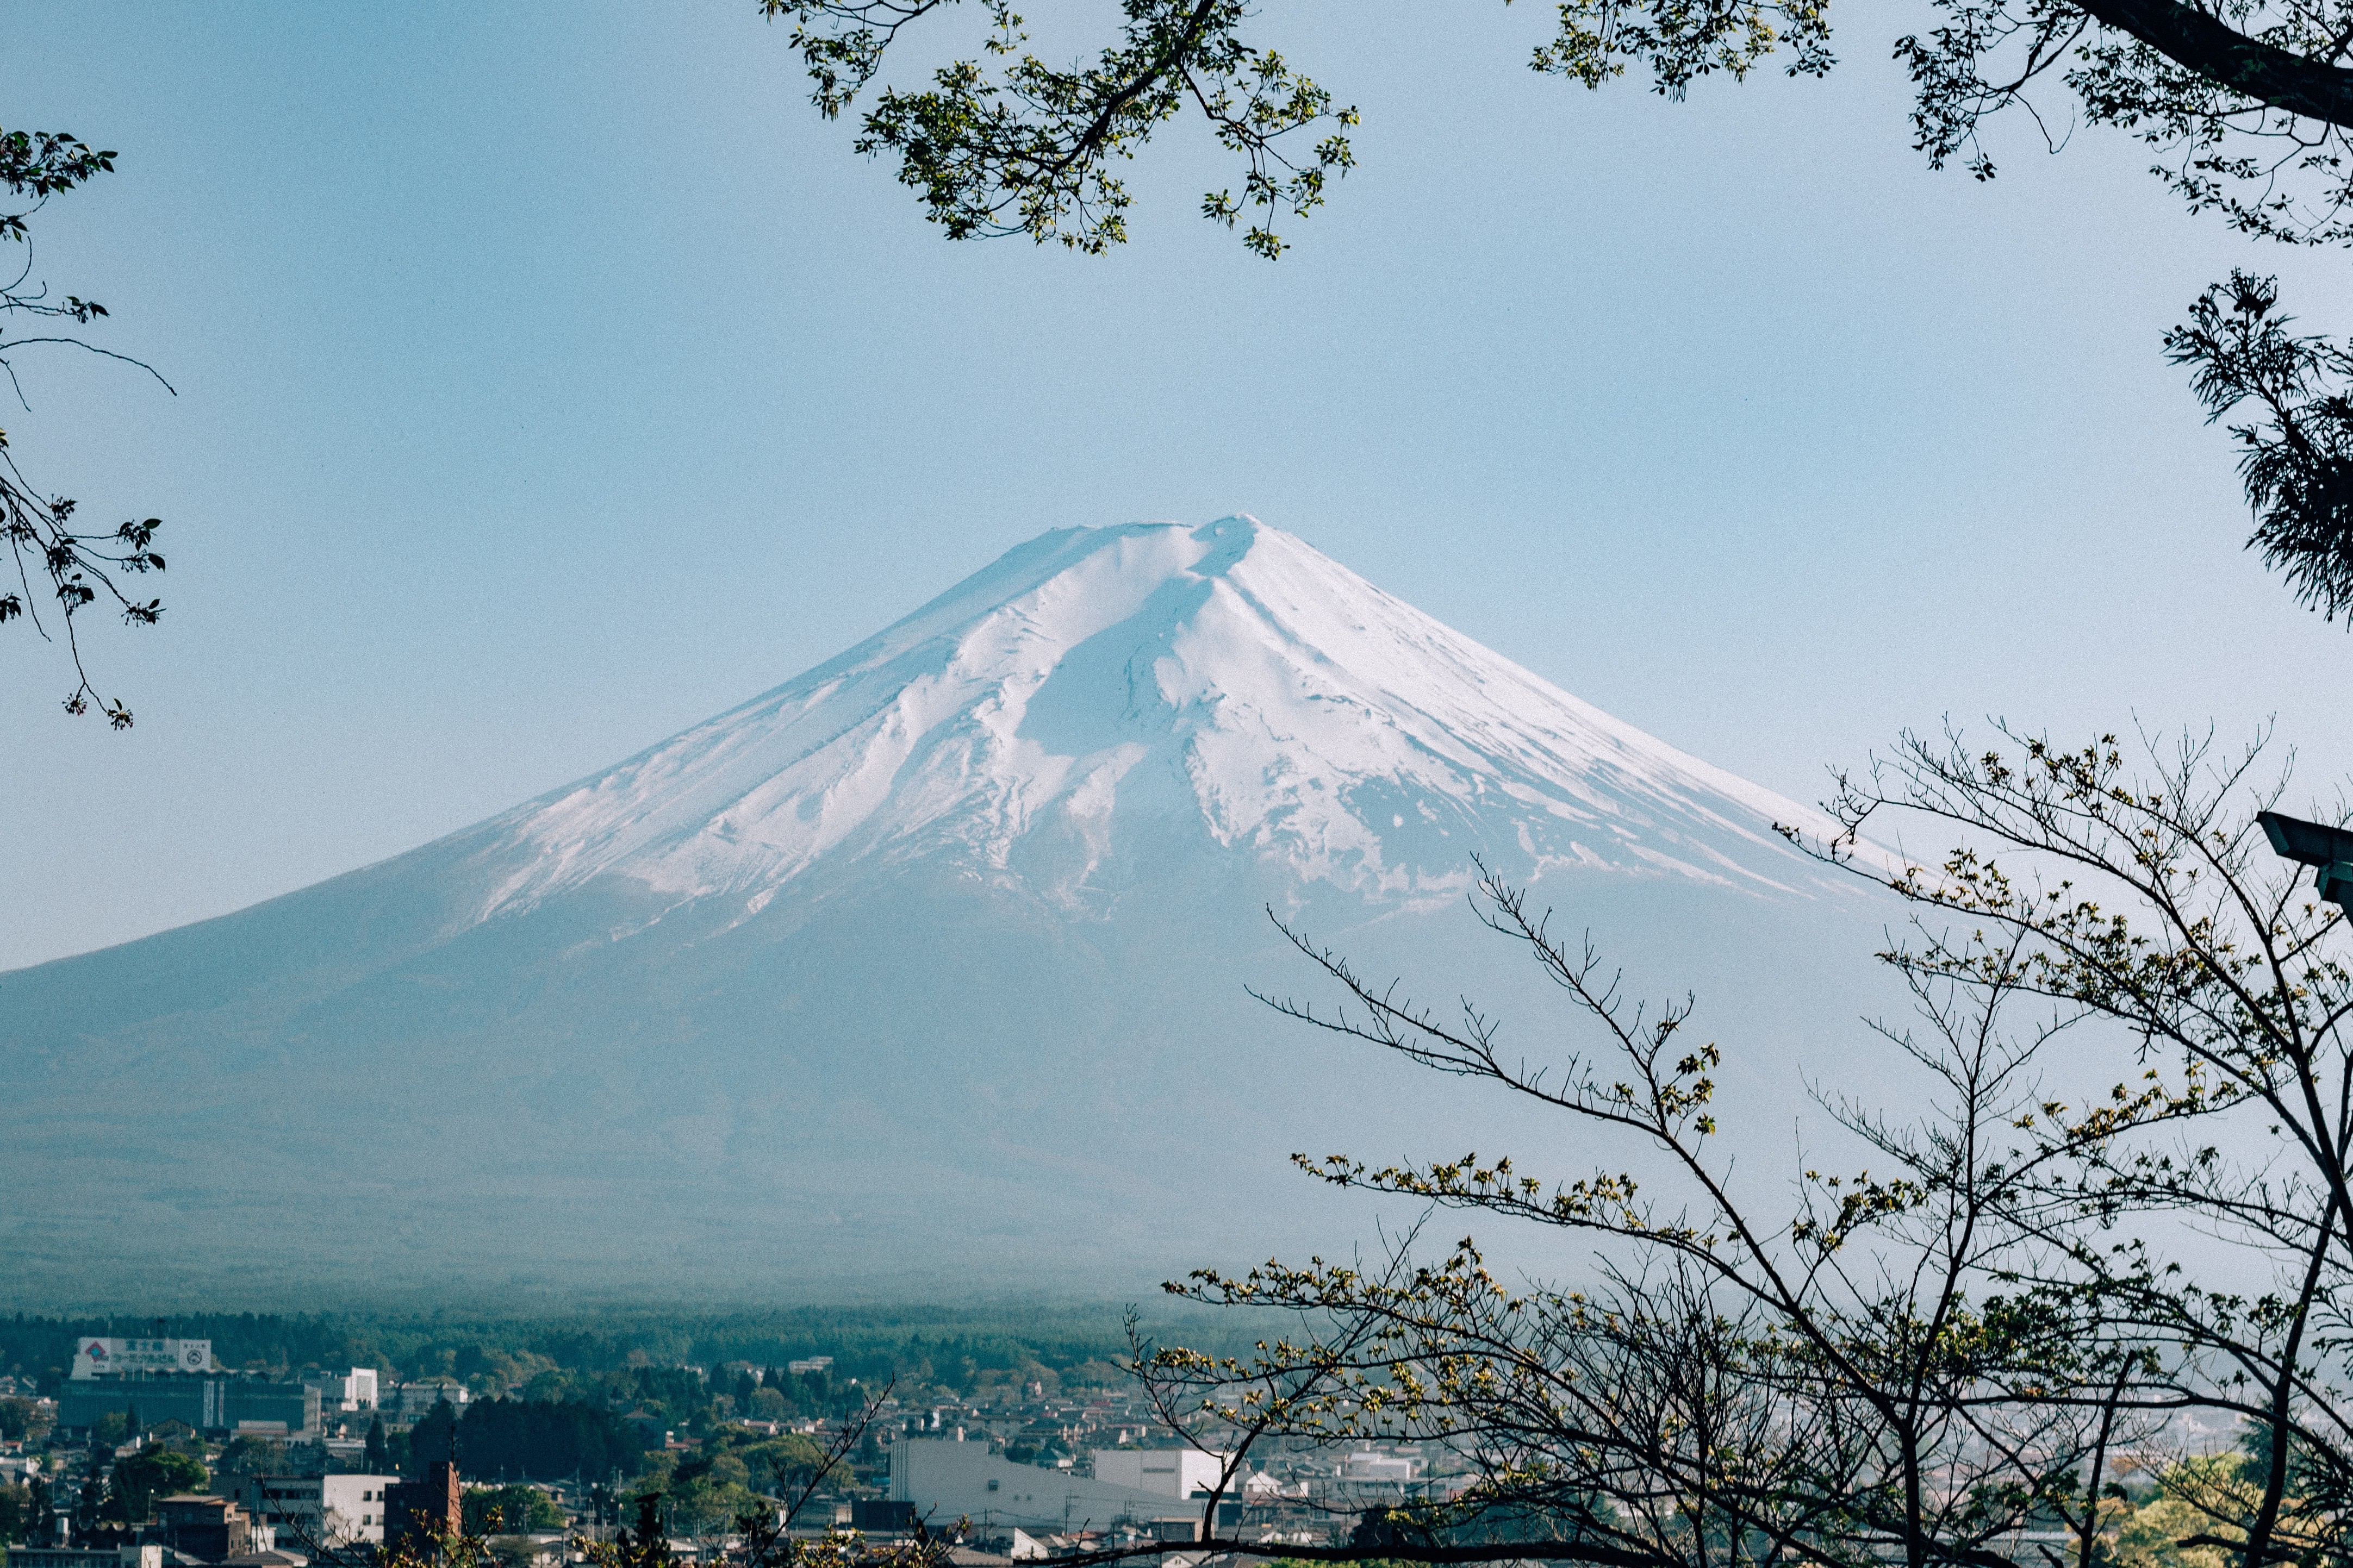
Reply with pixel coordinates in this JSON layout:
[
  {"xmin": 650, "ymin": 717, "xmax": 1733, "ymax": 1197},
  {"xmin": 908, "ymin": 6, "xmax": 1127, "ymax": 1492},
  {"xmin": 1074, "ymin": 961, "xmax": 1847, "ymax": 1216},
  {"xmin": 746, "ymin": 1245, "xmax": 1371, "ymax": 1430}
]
[{"xmin": 1, "ymin": 518, "xmax": 1895, "ymax": 1308}]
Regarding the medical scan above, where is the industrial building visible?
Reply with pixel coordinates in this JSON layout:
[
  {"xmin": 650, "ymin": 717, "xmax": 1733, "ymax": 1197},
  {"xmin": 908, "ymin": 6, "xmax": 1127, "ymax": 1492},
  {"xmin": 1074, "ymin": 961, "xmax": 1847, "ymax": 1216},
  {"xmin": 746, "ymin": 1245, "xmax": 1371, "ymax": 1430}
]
[
  {"xmin": 53, "ymin": 1378, "xmax": 320, "ymax": 1438},
  {"xmin": 1087, "ymin": 1450, "xmax": 1230, "ymax": 1499},
  {"xmin": 59, "ymin": 1335, "xmax": 323, "ymax": 1438},
  {"xmin": 887, "ymin": 1440, "xmax": 1227, "ymax": 1534},
  {"xmin": 71, "ymin": 1340, "xmax": 214, "ymax": 1380}
]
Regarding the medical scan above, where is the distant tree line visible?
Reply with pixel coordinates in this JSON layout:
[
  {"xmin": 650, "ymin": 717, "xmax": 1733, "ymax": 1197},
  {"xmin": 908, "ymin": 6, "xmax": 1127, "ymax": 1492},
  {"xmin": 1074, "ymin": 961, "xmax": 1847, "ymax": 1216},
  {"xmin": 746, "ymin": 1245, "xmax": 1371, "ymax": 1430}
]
[
  {"xmin": 0, "ymin": 1312, "xmax": 392, "ymax": 1391},
  {"xmin": 0, "ymin": 1305, "xmax": 1184, "ymax": 1402}
]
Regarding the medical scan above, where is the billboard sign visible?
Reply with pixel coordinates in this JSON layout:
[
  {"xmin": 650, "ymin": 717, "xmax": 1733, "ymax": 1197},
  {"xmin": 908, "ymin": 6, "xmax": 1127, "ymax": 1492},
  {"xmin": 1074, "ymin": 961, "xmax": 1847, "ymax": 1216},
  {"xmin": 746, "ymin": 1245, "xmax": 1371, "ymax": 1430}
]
[{"xmin": 70, "ymin": 1337, "xmax": 213, "ymax": 1379}]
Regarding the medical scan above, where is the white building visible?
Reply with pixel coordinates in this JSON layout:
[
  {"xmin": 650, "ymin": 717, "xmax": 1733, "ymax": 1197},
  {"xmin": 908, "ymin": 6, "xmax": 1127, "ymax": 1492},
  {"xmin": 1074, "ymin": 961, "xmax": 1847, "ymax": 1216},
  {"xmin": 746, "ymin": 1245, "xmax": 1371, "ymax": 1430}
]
[
  {"xmin": 1086, "ymin": 1450, "xmax": 1232, "ymax": 1499},
  {"xmin": 69, "ymin": 1340, "xmax": 211, "ymax": 1380},
  {"xmin": 390, "ymin": 1380, "xmax": 470, "ymax": 1422},
  {"xmin": 238, "ymin": 1474, "xmax": 401, "ymax": 1546},
  {"xmin": 889, "ymin": 1440, "xmax": 1204, "ymax": 1533},
  {"xmin": 1337, "ymin": 1448, "xmax": 1422, "ymax": 1484},
  {"xmin": 303, "ymin": 1370, "xmax": 379, "ymax": 1413}
]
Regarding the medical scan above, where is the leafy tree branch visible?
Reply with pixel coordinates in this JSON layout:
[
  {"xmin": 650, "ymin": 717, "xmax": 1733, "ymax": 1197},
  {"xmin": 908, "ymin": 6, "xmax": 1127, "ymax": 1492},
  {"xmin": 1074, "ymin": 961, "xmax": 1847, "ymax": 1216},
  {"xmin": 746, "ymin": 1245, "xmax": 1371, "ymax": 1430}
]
[
  {"xmin": 753, "ymin": 0, "xmax": 2353, "ymax": 617},
  {"xmin": 0, "ymin": 124, "xmax": 171, "ymax": 728}
]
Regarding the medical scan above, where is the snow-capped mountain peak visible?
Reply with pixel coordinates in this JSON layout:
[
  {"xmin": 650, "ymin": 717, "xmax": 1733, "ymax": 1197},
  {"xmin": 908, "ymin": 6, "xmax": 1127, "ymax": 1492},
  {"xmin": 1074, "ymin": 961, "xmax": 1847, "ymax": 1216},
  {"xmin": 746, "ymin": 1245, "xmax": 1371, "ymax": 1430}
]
[{"xmin": 469, "ymin": 516, "xmax": 1849, "ymax": 923}]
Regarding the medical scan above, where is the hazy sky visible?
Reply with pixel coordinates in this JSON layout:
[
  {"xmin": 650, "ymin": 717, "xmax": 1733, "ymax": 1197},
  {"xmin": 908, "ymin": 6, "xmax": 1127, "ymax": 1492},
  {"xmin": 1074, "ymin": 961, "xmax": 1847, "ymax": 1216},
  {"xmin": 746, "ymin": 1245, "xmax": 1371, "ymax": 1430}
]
[{"xmin": 5, "ymin": 3, "xmax": 2348, "ymax": 969}]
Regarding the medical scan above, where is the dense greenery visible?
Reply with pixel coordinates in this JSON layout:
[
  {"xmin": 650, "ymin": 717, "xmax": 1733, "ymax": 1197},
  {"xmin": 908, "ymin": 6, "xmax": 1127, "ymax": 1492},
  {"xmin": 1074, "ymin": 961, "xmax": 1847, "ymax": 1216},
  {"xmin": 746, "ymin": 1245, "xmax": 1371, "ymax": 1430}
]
[
  {"xmin": 0, "ymin": 1482, "xmax": 35, "ymax": 1547},
  {"xmin": 213, "ymin": 1435, "xmax": 290, "ymax": 1483},
  {"xmin": 2167, "ymin": 272, "xmax": 2353, "ymax": 621},
  {"xmin": 463, "ymin": 1398, "xmax": 640, "ymax": 1482},
  {"xmin": 0, "ymin": 1397, "xmax": 45, "ymax": 1442},
  {"xmin": 105, "ymin": 1447, "xmax": 206, "ymax": 1522}
]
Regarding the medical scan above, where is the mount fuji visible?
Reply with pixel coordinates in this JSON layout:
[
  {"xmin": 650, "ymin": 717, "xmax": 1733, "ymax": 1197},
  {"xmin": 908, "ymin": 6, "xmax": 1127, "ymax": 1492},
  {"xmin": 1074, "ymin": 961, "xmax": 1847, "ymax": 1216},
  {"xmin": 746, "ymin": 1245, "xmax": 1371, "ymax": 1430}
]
[{"xmin": 3, "ymin": 518, "xmax": 1898, "ymax": 1308}]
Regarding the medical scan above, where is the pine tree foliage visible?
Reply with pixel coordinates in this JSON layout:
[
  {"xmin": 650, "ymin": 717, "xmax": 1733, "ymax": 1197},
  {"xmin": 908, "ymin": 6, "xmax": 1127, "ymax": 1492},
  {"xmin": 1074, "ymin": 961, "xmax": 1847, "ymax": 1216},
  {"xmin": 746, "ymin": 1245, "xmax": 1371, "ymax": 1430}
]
[{"xmin": 2167, "ymin": 270, "xmax": 2353, "ymax": 618}]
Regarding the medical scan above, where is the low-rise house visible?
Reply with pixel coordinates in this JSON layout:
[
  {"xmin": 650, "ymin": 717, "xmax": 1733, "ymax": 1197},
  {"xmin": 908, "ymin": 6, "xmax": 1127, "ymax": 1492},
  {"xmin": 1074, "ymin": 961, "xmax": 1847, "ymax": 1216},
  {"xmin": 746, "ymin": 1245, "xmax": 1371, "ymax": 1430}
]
[{"xmin": 153, "ymin": 1495, "xmax": 272, "ymax": 1563}]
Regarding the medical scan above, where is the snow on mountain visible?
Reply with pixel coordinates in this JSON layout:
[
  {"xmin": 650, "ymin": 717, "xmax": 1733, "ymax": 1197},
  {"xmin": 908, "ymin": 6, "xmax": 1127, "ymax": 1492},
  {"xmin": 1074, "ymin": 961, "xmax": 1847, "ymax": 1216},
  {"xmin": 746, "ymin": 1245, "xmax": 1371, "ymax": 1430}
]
[
  {"xmin": 464, "ymin": 516, "xmax": 1856, "ymax": 928},
  {"xmin": 1, "ymin": 516, "xmax": 1899, "ymax": 1309}
]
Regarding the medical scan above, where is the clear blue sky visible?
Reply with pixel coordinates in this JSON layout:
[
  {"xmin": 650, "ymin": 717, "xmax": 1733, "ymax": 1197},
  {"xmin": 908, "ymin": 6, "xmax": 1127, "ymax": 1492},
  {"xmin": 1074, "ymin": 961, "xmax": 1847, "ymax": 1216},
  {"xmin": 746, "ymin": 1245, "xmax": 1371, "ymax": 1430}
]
[{"xmin": 4, "ymin": 3, "xmax": 2346, "ymax": 968}]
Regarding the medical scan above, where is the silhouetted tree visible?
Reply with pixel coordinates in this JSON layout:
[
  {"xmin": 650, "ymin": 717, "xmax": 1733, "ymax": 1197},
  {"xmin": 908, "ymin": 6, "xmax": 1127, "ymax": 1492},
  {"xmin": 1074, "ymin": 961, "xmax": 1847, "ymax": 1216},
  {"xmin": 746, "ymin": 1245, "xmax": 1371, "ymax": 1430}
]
[
  {"xmin": 412, "ymin": 1397, "xmax": 460, "ymax": 1472},
  {"xmin": 0, "ymin": 126, "xmax": 170, "ymax": 724},
  {"xmin": 2168, "ymin": 273, "xmax": 2353, "ymax": 620},
  {"xmin": 455, "ymin": 1398, "xmax": 640, "ymax": 1482}
]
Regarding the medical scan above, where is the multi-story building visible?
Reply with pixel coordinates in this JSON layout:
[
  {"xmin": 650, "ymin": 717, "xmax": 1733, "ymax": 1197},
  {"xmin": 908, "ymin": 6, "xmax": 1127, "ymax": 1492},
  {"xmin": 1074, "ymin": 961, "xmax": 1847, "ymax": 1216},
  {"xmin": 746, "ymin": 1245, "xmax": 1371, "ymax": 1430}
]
[
  {"xmin": 236, "ymin": 1473, "xmax": 400, "ymax": 1546},
  {"xmin": 302, "ymin": 1370, "xmax": 379, "ymax": 1414},
  {"xmin": 888, "ymin": 1439, "xmax": 1201, "ymax": 1534},
  {"xmin": 385, "ymin": 1463, "xmax": 462, "ymax": 1550},
  {"xmin": 153, "ymin": 1495, "xmax": 272, "ymax": 1562},
  {"xmin": 1088, "ymin": 1450, "xmax": 1231, "ymax": 1498},
  {"xmin": 389, "ymin": 1380, "xmax": 470, "ymax": 1423}
]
